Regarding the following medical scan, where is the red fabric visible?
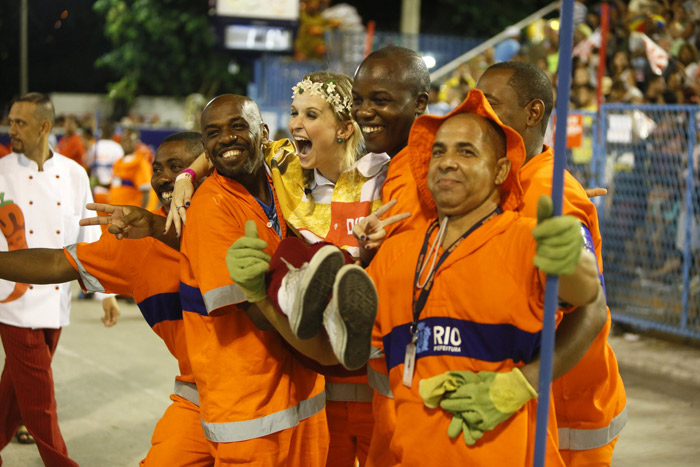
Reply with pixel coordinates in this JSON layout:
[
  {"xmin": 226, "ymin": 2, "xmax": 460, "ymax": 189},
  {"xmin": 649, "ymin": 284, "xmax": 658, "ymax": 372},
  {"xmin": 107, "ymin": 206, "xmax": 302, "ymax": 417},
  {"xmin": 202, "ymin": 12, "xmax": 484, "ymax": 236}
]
[
  {"xmin": 266, "ymin": 237, "xmax": 354, "ymax": 313},
  {"xmin": 0, "ymin": 323, "xmax": 77, "ymax": 466},
  {"xmin": 325, "ymin": 401, "xmax": 374, "ymax": 467}
]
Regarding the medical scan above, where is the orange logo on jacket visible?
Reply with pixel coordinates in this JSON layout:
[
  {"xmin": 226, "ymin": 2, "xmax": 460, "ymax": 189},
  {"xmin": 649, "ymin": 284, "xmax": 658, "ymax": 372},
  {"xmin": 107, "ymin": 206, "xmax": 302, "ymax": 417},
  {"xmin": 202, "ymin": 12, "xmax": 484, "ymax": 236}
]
[{"xmin": 0, "ymin": 192, "xmax": 29, "ymax": 302}]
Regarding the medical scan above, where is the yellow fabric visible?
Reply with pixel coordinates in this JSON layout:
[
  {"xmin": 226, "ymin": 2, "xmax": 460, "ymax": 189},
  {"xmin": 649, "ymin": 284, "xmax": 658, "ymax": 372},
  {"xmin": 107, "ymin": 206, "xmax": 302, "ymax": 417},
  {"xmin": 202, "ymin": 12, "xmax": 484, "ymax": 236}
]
[{"xmin": 265, "ymin": 139, "xmax": 385, "ymax": 253}]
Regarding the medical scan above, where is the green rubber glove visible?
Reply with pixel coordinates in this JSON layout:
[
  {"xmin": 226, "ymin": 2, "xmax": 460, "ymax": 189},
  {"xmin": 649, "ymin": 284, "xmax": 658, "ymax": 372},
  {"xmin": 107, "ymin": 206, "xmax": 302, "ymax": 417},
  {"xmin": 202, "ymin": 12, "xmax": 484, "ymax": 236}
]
[
  {"xmin": 225, "ymin": 220, "xmax": 271, "ymax": 303},
  {"xmin": 419, "ymin": 371, "xmax": 483, "ymax": 445},
  {"xmin": 439, "ymin": 368, "xmax": 537, "ymax": 434},
  {"xmin": 531, "ymin": 195, "xmax": 583, "ymax": 275}
]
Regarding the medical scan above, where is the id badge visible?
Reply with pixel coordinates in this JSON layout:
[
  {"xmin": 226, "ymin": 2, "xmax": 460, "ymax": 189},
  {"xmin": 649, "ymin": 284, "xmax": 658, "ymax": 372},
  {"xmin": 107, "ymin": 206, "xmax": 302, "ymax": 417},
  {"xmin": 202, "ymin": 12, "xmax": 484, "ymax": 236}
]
[{"xmin": 402, "ymin": 343, "xmax": 417, "ymax": 387}]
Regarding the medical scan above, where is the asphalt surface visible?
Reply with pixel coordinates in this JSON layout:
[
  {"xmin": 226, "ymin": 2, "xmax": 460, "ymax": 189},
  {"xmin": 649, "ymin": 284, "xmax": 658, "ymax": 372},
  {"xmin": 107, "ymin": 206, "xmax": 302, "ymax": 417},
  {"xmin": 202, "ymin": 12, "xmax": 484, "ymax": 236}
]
[{"xmin": 1, "ymin": 295, "xmax": 699, "ymax": 466}]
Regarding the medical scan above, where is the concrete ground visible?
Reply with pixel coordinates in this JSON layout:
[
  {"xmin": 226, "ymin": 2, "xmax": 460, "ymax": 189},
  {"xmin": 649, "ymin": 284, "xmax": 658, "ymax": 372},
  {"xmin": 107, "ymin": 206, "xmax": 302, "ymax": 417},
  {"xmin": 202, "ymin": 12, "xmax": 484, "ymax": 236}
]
[{"xmin": 2, "ymin": 296, "xmax": 700, "ymax": 466}]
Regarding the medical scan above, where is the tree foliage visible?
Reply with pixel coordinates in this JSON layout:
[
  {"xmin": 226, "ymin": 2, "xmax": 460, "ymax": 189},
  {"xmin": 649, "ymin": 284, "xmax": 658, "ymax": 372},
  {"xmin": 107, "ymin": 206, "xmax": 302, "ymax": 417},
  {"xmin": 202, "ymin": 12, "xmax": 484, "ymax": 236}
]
[{"xmin": 93, "ymin": 0, "xmax": 248, "ymax": 105}]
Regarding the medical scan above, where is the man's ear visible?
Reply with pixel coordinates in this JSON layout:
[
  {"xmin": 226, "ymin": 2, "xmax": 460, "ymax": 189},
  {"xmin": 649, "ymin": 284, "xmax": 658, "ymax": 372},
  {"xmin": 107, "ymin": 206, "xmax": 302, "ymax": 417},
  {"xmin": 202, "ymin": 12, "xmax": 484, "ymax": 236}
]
[
  {"xmin": 526, "ymin": 99, "xmax": 546, "ymax": 130},
  {"xmin": 261, "ymin": 123, "xmax": 270, "ymax": 144},
  {"xmin": 39, "ymin": 120, "xmax": 52, "ymax": 139},
  {"xmin": 495, "ymin": 157, "xmax": 511, "ymax": 186},
  {"xmin": 415, "ymin": 91, "xmax": 429, "ymax": 116}
]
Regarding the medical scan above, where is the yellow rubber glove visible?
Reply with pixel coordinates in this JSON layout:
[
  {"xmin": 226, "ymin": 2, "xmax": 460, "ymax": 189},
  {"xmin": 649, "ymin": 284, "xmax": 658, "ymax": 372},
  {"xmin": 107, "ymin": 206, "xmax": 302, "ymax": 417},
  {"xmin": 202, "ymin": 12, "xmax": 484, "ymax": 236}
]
[
  {"xmin": 531, "ymin": 195, "xmax": 583, "ymax": 275},
  {"xmin": 225, "ymin": 220, "xmax": 271, "ymax": 303},
  {"xmin": 419, "ymin": 373, "xmax": 461, "ymax": 408},
  {"xmin": 439, "ymin": 368, "xmax": 537, "ymax": 436}
]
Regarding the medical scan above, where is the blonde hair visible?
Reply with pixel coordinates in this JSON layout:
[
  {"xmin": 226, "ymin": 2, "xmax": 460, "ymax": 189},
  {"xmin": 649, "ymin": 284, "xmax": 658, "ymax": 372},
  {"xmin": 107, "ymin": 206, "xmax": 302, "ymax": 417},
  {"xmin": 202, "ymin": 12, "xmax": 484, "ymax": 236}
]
[{"xmin": 296, "ymin": 71, "xmax": 365, "ymax": 192}]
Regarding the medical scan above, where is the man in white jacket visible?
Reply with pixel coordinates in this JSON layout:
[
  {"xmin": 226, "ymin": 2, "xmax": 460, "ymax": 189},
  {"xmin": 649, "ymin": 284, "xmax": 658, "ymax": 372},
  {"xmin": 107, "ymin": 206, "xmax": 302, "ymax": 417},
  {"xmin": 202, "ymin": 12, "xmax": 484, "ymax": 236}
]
[{"xmin": 0, "ymin": 93, "xmax": 118, "ymax": 466}]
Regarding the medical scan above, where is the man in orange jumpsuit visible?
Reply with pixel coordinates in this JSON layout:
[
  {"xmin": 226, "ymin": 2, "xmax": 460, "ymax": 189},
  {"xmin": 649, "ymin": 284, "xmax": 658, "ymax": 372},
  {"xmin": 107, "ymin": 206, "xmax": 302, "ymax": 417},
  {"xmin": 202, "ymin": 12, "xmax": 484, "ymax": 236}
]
[
  {"xmin": 349, "ymin": 45, "xmax": 431, "ymax": 467},
  {"xmin": 367, "ymin": 91, "xmax": 601, "ymax": 466},
  {"xmin": 475, "ymin": 61, "xmax": 626, "ymax": 466},
  {"xmin": 110, "ymin": 127, "xmax": 152, "ymax": 208},
  {"xmin": 0, "ymin": 132, "xmax": 213, "ymax": 466},
  {"xmin": 179, "ymin": 94, "xmax": 327, "ymax": 465}
]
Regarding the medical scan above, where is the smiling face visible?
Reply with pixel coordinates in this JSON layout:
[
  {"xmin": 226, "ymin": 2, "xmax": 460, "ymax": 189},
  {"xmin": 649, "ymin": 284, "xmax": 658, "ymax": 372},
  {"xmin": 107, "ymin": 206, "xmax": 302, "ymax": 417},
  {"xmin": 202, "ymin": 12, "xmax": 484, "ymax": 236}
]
[
  {"xmin": 151, "ymin": 140, "xmax": 199, "ymax": 210},
  {"xmin": 8, "ymin": 102, "xmax": 45, "ymax": 154},
  {"xmin": 427, "ymin": 113, "xmax": 509, "ymax": 218},
  {"xmin": 201, "ymin": 95, "xmax": 265, "ymax": 179},
  {"xmin": 351, "ymin": 58, "xmax": 422, "ymax": 157},
  {"xmin": 289, "ymin": 92, "xmax": 349, "ymax": 175}
]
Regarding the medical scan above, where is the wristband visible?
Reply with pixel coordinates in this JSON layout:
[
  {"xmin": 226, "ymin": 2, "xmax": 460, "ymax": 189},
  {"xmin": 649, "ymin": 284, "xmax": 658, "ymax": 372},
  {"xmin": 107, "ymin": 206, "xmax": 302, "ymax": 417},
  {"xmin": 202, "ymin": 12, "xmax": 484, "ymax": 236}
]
[{"xmin": 176, "ymin": 168, "xmax": 197, "ymax": 183}]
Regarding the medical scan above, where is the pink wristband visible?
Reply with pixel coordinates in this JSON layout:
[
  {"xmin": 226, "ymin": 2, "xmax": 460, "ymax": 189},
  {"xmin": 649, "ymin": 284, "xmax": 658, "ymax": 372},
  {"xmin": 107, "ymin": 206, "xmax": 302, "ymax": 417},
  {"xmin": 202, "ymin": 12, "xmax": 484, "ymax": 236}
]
[{"xmin": 180, "ymin": 168, "xmax": 197, "ymax": 183}]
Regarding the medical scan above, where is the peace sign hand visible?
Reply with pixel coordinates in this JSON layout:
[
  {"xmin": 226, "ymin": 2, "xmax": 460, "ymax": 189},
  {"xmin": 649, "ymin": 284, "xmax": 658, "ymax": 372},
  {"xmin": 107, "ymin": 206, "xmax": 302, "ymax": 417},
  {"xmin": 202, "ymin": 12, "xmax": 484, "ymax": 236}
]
[{"xmin": 353, "ymin": 199, "xmax": 411, "ymax": 253}]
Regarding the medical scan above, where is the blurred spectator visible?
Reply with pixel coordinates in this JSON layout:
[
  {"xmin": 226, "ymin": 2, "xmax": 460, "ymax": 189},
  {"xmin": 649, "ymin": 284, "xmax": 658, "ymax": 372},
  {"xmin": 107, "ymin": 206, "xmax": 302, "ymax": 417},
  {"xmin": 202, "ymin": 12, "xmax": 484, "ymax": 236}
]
[
  {"xmin": 427, "ymin": 84, "xmax": 452, "ymax": 116},
  {"xmin": 55, "ymin": 115, "xmax": 87, "ymax": 169},
  {"xmin": 86, "ymin": 121, "xmax": 124, "ymax": 206},
  {"xmin": 109, "ymin": 127, "xmax": 152, "ymax": 209},
  {"xmin": 0, "ymin": 143, "xmax": 10, "ymax": 158},
  {"xmin": 494, "ymin": 26, "xmax": 521, "ymax": 63}
]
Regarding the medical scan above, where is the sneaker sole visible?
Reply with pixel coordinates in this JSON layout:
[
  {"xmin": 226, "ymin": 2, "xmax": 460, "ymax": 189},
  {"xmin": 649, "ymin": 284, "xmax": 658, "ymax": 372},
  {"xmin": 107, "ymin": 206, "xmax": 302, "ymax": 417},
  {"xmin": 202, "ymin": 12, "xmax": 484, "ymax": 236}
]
[
  {"xmin": 290, "ymin": 246, "xmax": 345, "ymax": 339},
  {"xmin": 333, "ymin": 266, "xmax": 378, "ymax": 370}
]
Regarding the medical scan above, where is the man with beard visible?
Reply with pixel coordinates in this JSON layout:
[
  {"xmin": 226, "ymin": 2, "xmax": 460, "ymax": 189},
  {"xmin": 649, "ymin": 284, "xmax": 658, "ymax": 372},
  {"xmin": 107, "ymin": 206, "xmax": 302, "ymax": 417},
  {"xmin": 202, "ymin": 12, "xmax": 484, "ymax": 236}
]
[
  {"xmin": 0, "ymin": 132, "xmax": 213, "ymax": 466},
  {"xmin": 0, "ymin": 92, "xmax": 118, "ymax": 466},
  {"xmin": 178, "ymin": 95, "xmax": 328, "ymax": 465}
]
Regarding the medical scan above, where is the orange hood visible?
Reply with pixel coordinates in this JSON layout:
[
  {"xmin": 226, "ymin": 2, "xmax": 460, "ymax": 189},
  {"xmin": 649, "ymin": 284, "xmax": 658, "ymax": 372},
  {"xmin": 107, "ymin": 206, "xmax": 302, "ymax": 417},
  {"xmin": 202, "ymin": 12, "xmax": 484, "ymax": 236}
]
[{"xmin": 408, "ymin": 89, "xmax": 526, "ymax": 213}]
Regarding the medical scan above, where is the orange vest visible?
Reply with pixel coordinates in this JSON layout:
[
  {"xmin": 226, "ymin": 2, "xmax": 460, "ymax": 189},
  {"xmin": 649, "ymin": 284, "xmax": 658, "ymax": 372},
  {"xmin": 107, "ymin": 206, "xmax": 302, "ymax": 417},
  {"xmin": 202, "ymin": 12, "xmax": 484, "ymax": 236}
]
[
  {"xmin": 519, "ymin": 146, "xmax": 627, "ymax": 450},
  {"xmin": 368, "ymin": 213, "xmax": 565, "ymax": 466},
  {"xmin": 110, "ymin": 154, "xmax": 152, "ymax": 206},
  {"xmin": 179, "ymin": 171, "xmax": 326, "ymax": 443}
]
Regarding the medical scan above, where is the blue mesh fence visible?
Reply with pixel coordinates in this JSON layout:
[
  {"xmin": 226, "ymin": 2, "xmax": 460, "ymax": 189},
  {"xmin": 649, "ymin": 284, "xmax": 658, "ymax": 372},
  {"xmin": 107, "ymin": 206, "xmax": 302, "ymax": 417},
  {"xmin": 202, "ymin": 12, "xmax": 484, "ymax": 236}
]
[
  {"xmin": 594, "ymin": 104, "xmax": 700, "ymax": 339},
  {"xmin": 250, "ymin": 31, "xmax": 484, "ymax": 108}
]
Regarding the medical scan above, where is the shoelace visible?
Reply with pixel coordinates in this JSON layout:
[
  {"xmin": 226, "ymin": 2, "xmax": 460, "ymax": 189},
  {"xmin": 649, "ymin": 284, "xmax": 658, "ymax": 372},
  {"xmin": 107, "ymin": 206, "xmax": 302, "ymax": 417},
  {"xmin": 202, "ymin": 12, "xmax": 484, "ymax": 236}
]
[{"xmin": 416, "ymin": 217, "xmax": 449, "ymax": 289}]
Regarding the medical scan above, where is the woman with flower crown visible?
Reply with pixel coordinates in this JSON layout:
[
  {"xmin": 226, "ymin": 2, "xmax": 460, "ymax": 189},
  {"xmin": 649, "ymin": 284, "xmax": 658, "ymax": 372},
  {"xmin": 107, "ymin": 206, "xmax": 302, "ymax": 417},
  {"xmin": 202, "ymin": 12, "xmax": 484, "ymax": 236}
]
[{"xmin": 167, "ymin": 71, "xmax": 388, "ymax": 467}]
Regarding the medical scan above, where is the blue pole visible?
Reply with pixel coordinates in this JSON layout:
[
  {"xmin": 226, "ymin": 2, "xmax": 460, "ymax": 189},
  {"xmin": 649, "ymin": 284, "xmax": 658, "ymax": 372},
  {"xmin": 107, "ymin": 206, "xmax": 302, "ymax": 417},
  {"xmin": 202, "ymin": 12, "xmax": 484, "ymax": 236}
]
[
  {"xmin": 680, "ymin": 108, "xmax": 697, "ymax": 331},
  {"xmin": 533, "ymin": 1, "xmax": 575, "ymax": 466}
]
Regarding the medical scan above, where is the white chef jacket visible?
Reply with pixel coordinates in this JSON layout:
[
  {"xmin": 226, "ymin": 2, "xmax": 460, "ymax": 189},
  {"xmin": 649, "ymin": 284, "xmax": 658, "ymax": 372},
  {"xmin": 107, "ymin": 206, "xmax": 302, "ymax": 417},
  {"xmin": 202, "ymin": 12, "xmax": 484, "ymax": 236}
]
[{"xmin": 0, "ymin": 151, "xmax": 101, "ymax": 329}]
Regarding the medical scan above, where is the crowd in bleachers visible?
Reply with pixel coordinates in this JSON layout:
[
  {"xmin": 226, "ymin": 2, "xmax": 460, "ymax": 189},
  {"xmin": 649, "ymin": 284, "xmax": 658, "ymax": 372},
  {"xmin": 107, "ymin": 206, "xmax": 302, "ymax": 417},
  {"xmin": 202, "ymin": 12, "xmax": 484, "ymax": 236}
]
[{"xmin": 434, "ymin": 0, "xmax": 700, "ymax": 111}]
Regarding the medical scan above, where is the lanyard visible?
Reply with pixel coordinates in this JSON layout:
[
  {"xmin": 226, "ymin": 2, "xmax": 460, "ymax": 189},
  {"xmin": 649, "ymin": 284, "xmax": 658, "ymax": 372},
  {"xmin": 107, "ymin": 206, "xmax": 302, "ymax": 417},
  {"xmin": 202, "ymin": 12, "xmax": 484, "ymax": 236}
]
[{"xmin": 410, "ymin": 208, "xmax": 501, "ymax": 339}]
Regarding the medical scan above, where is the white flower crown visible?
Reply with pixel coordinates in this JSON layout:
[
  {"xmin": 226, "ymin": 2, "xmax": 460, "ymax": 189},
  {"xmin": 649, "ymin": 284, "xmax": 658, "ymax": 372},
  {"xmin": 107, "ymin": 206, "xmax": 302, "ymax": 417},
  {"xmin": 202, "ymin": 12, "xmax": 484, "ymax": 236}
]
[{"xmin": 291, "ymin": 78, "xmax": 352, "ymax": 115}]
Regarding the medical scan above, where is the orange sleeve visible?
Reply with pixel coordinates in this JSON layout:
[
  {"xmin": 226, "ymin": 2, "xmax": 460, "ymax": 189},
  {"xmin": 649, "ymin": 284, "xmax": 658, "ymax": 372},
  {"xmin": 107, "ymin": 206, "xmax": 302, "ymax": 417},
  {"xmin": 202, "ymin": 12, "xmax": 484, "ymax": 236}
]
[
  {"xmin": 180, "ymin": 192, "xmax": 248, "ymax": 314},
  {"xmin": 63, "ymin": 234, "xmax": 141, "ymax": 296}
]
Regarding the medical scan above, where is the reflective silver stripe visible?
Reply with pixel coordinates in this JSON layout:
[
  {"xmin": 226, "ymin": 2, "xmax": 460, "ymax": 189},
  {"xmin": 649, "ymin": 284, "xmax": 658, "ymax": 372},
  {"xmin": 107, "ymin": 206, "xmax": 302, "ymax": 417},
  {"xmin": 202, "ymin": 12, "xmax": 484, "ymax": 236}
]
[
  {"xmin": 326, "ymin": 382, "xmax": 374, "ymax": 402},
  {"xmin": 558, "ymin": 406, "xmax": 627, "ymax": 450},
  {"xmin": 367, "ymin": 365, "xmax": 393, "ymax": 399},
  {"xmin": 174, "ymin": 380, "xmax": 199, "ymax": 406},
  {"xmin": 64, "ymin": 244, "xmax": 105, "ymax": 293},
  {"xmin": 201, "ymin": 390, "xmax": 326, "ymax": 442},
  {"xmin": 369, "ymin": 345, "xmax": 384, "ymax": 360},
  {"xmin": 203, "ymin": 284, "xmax": 247, "ymax": 311}
]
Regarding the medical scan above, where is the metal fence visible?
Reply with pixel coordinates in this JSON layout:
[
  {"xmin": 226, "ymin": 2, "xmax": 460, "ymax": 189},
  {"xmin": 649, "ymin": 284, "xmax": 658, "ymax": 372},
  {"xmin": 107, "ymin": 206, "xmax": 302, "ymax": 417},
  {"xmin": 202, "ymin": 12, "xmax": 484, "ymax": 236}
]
[
  {"xmin": 248, "ymin": 31, "xmax": 484, "ymax": 109},
  {"xmin": 580, "ymin": 104, "xmax": 700, "ymax": 339}
]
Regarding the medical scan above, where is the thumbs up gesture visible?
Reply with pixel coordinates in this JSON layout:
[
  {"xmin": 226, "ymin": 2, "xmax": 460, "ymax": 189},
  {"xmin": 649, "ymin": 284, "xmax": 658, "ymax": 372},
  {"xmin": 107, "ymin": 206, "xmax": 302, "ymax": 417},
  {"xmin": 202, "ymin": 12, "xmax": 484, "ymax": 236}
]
[
  {"xmin": 226, "ymin": 220, "xmax": 271, "ymax": 302},
  {"xmin": 531, "ymin": 195, "xmax": 583, "ymax": 276}
]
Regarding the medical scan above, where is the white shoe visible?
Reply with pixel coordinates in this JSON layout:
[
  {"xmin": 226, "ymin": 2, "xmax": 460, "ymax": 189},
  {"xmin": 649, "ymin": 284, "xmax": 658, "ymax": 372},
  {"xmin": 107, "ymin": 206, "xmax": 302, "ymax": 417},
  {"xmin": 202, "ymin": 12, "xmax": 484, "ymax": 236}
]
[
  {"xmin": 284, "ymin": 245, "xmax": 345, "ymax": 339},
  {"xmin": 323, "ymin": 264, "xmax": 378, "ymax": 370}
]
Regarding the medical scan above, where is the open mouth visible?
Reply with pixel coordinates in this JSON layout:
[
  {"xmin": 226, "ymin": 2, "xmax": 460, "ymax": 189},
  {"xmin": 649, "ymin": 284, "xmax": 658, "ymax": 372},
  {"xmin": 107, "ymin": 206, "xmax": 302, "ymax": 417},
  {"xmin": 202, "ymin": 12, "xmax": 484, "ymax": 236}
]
[
  {"xmin": 218, "ymin": 147, "xmax": 245, "ymax": 159},
  {"xmin": 294, "ymin": 137, "xmax": 312, "ymax": 156},
  {"xmin": 159, "ymin": 189, "xmax": 174, "ymax": 202},
  {"xmin": 361, "ymin": 125, "xmax": 384, "ymax": 135}
]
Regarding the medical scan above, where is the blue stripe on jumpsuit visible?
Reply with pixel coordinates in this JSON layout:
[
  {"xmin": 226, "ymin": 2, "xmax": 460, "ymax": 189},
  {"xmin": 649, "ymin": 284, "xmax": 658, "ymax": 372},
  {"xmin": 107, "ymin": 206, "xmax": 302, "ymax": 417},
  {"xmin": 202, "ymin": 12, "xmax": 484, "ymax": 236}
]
[{"xmin": 383, "ymin": 316, "xmax": 542, "ymax": 371}]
